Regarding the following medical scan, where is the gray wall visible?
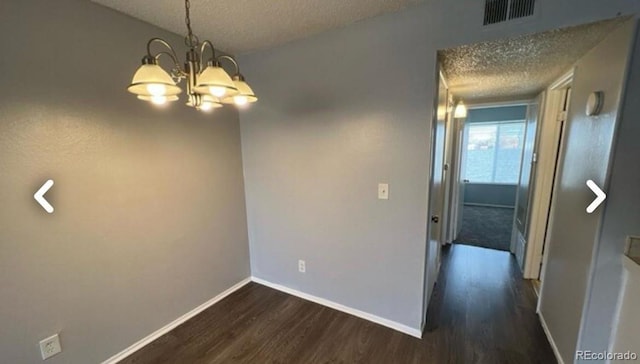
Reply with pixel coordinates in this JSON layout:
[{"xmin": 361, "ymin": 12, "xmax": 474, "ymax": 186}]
[
  {"xmin": 240, "ymin": 7, "xmax": 432, "ymax": 329},
  {"xmin": 239, "ymin": 0, "xmax": 640, "ymax": 331},
  {"xmin": 467, "ymin": 105, "xmax": 528, "ymax": 123},
  {"xmin": 463, "ymin": 183, "xmax": 517, "ymax": 207},
  {"xmin": 0, "ymin": 1, "xmax": 250, "ymax": 363},
  {"xmin": 578, "ymin": 20, "xmax": 640, "ymax": 360},
  {"xmin": 539, "ymin": 21, "xmax": 636, "ymax": 363}
]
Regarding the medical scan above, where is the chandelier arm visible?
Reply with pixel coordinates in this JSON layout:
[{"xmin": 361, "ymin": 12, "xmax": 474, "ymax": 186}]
[
  {"xmin": 154, "ymin": 51, "xmax": 179, "ymax": 65},
  {"xmin": 200, "ymin": 40, "xmax": 217, "ymax": 66},
  {"xmin": 146, "ymin": 38, "xmax": 181, "ymax": 67},
  {"xmin": 216, "ymin": 55, "xmax": 240, "ymax": 75},
  {"xmin": 154, "ymin": 52, "xmax": 188, "ymax": 78}
]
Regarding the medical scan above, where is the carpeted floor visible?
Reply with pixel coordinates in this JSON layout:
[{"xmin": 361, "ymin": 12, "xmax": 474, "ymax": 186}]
[{"xmin": 454, "ymin": 205, "xmax": 515, "ymax": 251}]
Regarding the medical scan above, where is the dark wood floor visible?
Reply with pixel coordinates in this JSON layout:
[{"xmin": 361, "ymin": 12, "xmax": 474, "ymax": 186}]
[{"xmin": 121, "ymin": 245, "xmax": 556, "ymax": 364}]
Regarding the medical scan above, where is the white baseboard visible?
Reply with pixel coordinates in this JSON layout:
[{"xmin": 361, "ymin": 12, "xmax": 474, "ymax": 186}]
[
  {"xmin": 102, "ymin": 277, "xmax": 252, "ymax": 364},
  {"xmin": 251, "ymin": 276, "xmax": 422, "ymax": 339},
  {"xmin": 538, "ymin": 312, "xmax": 565, "ymax": 364}
]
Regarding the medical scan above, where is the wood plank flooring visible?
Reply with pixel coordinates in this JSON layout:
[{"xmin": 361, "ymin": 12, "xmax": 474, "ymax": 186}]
[{"xmin": 121, "ymin": 244, "xmax": 556, "ymax": 364}]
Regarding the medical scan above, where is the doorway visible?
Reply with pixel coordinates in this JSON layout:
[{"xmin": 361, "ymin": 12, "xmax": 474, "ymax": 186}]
[
  {"xmin": 454, "ymin": 103, "xmax": 530, "ymax": 252},
  {"xmin": 526, "ymin": 75, "xmax": 572, "ymax": 288},
  {"xmin": 433, "ymin": 16, "xmax": 625, "ymax": 273},
  {"xmin": 423, "ymin": 15, "xmax": 629, "ymax": 331}
]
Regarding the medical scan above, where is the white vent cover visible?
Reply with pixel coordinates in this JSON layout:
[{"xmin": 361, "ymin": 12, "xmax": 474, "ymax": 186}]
[{"xmin": 484, "ymin": 0, "xmax": 536, "ymax": 26}]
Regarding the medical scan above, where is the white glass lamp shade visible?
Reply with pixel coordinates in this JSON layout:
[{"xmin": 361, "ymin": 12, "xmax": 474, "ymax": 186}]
[
  {"xmin": 137, "ymin": 94, "xmax": 179, "ymax": 105},
  {"xmin": 194, "ymin": 66, "xmax": 238, "ymax": 98},
  {"xmin": 199, "ymin": 94, "xmax": 223, "ymax": 111},
  {"xmin": 454, "ymin": 102, "xmax": 468, "ymax": 118},
  {"xmin": 128, "ymin": 64, "xmax": 181, "ymax": 97},
  {"xmin": 221, "ymin": 79, "xmax": 258, "ymax": 105}
]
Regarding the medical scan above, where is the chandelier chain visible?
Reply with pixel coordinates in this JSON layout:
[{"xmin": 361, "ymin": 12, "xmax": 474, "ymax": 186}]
[{"xmin": 184, "ymin": 0, "xmax": 199, "ymax": 48}]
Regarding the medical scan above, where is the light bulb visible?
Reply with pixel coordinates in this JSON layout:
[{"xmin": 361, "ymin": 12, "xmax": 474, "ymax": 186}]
[
  {"xmin": 146, "ymin": 83, "xmax": 167, "ymax": 96},
  {"xmin": 234, "ymin": 95, "xmax": 248, "ymax": 106},
  {"xmin": 454, "ymin": 102, "xmax": 467, "ymax": 118},
  {"xmin": 200, "ymin": 102, "xmax": 214, "ymax": 111},
  {"xmin": 209, "ymin": 86, "xmax": 227, "ymax": 97},
  {"xmin": 151, "ymin": 95, "xmax": 167, "ymax": 105}
]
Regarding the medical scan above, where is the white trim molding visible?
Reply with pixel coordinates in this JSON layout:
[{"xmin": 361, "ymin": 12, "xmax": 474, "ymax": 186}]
[
  {"xmin": 102, "ymin": 277, "xmax": 252, "ymax": 364},
  {"xmin": 548, "ymin": 69, "xmax": 575, "ymax": 91},
  {"xmin": 524, "ymin": 69, "xmax": 574, "ymax": 280},
  {"xmin": 538, "ymin": 312, "xmax": 566, "ymax": 364},
  {"xmin": 251, "ymin": 276, "xmax": 423, "ymax": 339}
]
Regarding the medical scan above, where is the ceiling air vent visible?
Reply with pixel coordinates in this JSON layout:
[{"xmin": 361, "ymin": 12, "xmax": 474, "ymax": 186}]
[{"xmin": 484, "ymin": 0, "xmax": 536, "ymax": 26}]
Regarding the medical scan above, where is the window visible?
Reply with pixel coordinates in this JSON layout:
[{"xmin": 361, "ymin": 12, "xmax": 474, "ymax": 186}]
[{"xmin": 463, "ymin": 121, "xmax": 525, "ymax": 183}]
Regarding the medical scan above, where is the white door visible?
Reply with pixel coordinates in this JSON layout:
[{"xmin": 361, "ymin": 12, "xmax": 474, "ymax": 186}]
[
  {"xmin": 538, "ymin": 87, "xmax": 571, "ymax": 279},
  {"xmin": 513, "ymin": 98, "xmax": 541, "ymax": 268},
  {"xmin": 454, "ymin": 121, "xmax": 467, "ymax": 240},
  {"xmin": 422, "ymin": 71, "xmax": 448, "ymax": 324}
]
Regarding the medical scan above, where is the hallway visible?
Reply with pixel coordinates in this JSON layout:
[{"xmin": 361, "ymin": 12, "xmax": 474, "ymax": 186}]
[
  {"xmin": 423, "ymin": 244, "xmax": 556, "ymax": 363},
  {"xmin": 120, "ymin": 245, "xmax": 555, "ymax": 363}
]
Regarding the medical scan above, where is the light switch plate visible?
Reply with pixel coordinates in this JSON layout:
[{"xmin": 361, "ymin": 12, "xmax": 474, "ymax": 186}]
[{"xmin": 378, "ymin": 183, "xmax": 389, "ymax": 200}]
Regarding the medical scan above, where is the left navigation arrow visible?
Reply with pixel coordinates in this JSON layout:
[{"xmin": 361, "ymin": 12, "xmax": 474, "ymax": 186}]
[{"xmin": 34, "ymin": 179, "xmax": 54, "ymax": 213}]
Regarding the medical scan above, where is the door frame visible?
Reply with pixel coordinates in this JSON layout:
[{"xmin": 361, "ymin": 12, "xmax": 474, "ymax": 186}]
[
  {"xmin": 448, "ymin": 99, "xmax": 532, "ymax": 248},
  {"xmin": 523, "ymin": 70, "xmax": 574, "ymax": 280}
]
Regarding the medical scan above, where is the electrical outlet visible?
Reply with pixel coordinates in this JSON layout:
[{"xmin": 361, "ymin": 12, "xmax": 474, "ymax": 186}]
[
  {"xmin": 298, "ymin": 259, "xmax": 306, "ymax": 273},
  {"xmin": 39, "ymin": 334, "xmax": 62, "ymax": 360}
]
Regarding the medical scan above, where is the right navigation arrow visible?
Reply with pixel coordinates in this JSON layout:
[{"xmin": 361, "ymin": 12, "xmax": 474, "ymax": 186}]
[{"xmin": 586, "ymin": 179, "xmax": 606, "ymax": 214}]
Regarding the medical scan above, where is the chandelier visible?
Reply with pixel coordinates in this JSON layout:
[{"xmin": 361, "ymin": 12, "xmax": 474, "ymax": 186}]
[{"xmin": 127, "ymin": 0, "xmax": 257, "ymax": 111}]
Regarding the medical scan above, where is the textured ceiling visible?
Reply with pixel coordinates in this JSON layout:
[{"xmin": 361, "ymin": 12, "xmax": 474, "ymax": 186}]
[
  {"xmin": 91, "ymin": 0, "xmax": 425, "ymax": 54},
  {"xmin": 439, "ymin": 18, "xmax": 627, "ymax": 102}
]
